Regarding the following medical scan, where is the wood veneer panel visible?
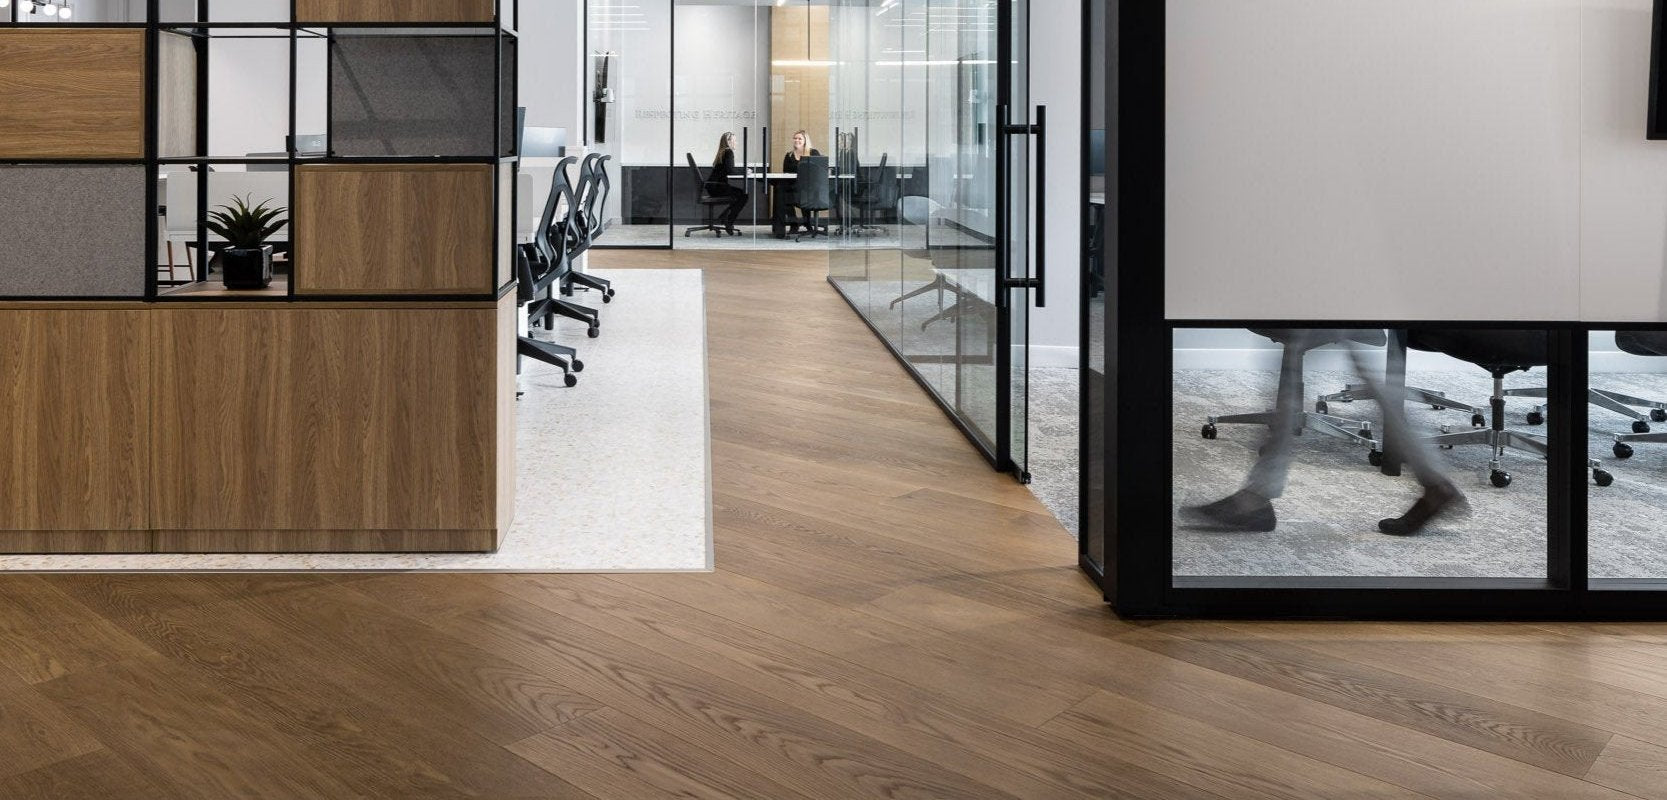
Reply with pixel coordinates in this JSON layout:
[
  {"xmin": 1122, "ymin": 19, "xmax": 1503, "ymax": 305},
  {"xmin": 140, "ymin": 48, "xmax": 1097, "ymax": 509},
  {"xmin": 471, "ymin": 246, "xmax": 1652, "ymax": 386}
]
[
  {"xmin": 0, "ymin": 311, "xmax": 148, "ymax": 532},
  {"xmin": 495, "ymin": 293, "xmax": 516, "ymax": 547},
  {"xmin": 151, "ymin": 529, "xmax": 497, "ymax": 554},
  {"xmin": 150, "ymin": 307, "xmax": 500, "ymax": 536},
  {"xmin": 296, "ymin": 0, "xmax": 496, "ymax": 24},
  {"xmin": 294, "ymin": 164, "xmax": 495, "ymax": 295},
  {"xmin": 0, "ymin": 29, "xmax": 145, "ymax": 159}
]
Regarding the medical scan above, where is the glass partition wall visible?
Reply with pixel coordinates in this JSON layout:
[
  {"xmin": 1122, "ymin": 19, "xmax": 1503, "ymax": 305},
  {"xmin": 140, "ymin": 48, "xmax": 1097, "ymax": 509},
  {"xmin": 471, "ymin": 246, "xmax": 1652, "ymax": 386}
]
[{"xmin": 587, "ymin": 0, "xmax": 672, "ymax": 247}]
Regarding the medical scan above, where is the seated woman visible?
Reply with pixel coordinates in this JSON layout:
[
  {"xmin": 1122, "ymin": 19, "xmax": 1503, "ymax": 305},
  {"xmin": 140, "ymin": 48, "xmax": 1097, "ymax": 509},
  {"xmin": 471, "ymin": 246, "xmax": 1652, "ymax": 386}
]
[
  {"xmin": 773, "ymin": 130, "xmax": 822, "ymax": 239},
  {"xmin": 705, "ymin": 132, "xmax": 749, "ymax": 235}
]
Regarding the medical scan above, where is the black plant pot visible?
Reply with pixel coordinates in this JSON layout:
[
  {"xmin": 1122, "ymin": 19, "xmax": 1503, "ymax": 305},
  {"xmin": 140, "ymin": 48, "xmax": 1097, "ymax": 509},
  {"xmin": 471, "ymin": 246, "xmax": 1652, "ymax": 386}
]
[{"xmin": 221, "ymin": 245, "xmax": 273, "ymax": 290}]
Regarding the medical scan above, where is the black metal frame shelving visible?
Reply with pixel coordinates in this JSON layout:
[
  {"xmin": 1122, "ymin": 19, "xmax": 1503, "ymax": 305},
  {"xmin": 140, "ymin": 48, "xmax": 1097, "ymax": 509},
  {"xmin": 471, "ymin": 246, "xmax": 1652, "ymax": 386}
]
[{"xmin": 2, "ymin": 0, "xmax": 520, "ymax": 304}]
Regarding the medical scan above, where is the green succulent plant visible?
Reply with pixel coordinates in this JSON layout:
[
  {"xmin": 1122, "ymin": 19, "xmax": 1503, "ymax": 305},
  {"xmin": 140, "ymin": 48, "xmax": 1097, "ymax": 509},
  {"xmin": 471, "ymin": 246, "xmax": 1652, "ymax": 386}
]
[{"xmin": 206, "ymin": 195, "xmax": 288, "ymax": 250}]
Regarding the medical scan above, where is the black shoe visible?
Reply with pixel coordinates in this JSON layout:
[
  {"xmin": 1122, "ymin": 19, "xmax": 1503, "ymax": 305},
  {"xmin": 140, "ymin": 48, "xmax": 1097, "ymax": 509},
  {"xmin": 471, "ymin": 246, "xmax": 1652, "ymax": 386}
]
[
  {"xmin": 1378, "ymin": 482, "xmax": 1467, "ymax": 536},
  {"xmin": 1179, "ymin": 490, "xmax": 1277, "ymax": 532}
]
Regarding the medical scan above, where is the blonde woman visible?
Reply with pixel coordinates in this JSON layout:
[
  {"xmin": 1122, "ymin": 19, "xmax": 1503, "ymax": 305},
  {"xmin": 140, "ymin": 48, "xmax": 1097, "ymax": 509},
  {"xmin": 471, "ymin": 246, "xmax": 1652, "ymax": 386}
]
[{"xmin": 775, "ymin": 130, "xmax": 823, "ymax": 238}]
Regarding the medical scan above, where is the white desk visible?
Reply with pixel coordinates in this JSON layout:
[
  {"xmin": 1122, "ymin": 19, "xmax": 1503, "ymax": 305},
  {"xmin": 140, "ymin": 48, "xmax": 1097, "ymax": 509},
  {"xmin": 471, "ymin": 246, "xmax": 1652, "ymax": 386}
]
[{"xmin": 731, "ymin": 171, "xmax": 857, "ymax": 181}]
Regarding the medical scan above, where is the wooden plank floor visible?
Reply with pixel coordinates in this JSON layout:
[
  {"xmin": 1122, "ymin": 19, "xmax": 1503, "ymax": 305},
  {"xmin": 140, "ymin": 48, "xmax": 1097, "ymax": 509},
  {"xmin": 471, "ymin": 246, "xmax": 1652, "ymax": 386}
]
[{"xmin": 2, "ymin": 249, "xmax": 1667, "ymax": 798}]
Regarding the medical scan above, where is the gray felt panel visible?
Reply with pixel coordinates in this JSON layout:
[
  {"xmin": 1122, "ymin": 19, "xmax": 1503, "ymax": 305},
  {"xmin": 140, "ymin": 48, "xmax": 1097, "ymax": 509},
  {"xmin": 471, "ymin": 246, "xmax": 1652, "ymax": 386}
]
[
  {"xmin": 330, "ymin": 35, "xmax": 500, "ymax": 157},
  {"xmin": 0, "ymin": 165, "xmax": 146, "ymax": 297}
]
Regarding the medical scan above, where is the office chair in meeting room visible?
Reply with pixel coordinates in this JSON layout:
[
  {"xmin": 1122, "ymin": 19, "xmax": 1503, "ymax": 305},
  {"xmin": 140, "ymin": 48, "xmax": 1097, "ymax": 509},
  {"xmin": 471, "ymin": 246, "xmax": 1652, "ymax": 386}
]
[
  {"xmin": 847, "ymin": 154, "xmax": 895, "ymax": 237},
  {"xmin": 1200, "ymin": 329, "xmax": 1386, "ymax": 463},
  {"xmin": 684, "ymin": 153, "xmax": 734, "ymax": 238},
  {"xmin": 793, "ymin": 156, "xmax": 832, "ymax": 243},
  {"xmin": 1598, "ymin": 331, "xmax": 1667, "ymax": 459},
  {"xmin": 1403, "ymin": 330, "xmax": 1613, "ymax": 487}
]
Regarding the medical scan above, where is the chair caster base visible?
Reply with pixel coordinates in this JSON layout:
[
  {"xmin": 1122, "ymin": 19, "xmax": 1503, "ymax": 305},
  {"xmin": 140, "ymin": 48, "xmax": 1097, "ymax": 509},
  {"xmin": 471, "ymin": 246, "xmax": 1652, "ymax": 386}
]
[
  {"xmin": 1490, "ymin": 470, "xmax": 1512, "ymax": 488},
  {"xmin": 1615, "ymin": 442, "xmax": 1635, "ymax": 459},
  {"xmin": 1594, "ymin": 469, "xmax": 1615, "ymax": 487},
  {"xmin": 564, "ymin": 373, "xmax": 578, "ymax": 388}
]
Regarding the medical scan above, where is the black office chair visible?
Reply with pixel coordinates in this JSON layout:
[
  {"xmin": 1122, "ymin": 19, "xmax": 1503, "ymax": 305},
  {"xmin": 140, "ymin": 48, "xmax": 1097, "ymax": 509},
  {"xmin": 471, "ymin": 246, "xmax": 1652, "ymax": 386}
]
[
  {"xmin": 793, "ymin": 156, "xmax": 831, "ymax": 242},
  {"xmin": 514, "ymin": 176, "xmax": 585, "ymax": 386},
  {"xmin": 540, "ymin": 158, "xmax": 602, "ymax": 339},
  {"xmin": 847, "ymin": 154, "xmax": 894, "ymax": 237},
  {"xmin": 1604, "ymin": 331, "xmax": 1667, "ymax": 459},
  {"xmin": 685, "ymin": 153, "xmax": 732, "ymax": 238},
  {"xmin": 516, "ymin": 245, "xmax": 579, "ymax": 388},
  {"xmin": 566, "ymin": 153, "xmax": 615, "ymax": 303},
  {"xmin": 1405, "ymin": 330, "xmax": 1612, "ymax": 487},
  {"xmin": 1200, "ymin": 329, "xmax": 1385, "ymax": 461}
]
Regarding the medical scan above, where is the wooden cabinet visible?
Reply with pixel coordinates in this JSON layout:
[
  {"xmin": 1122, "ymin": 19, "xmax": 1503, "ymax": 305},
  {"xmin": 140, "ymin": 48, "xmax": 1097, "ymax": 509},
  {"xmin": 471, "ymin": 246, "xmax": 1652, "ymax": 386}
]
[
  {"xmin": 149, "ymin": 299, "xmax": 514, "ymax": 551},
  {"xmin": 0, "ymin": 299, "xmax": 515, "ymax": 554},
  {"xmin": 0, "ymin": 310, "xmax": 149, "ymax": 550},
  {"xmin": 295, "ymin": 0, "xmax": 496, "ymax": 24},
  {"xmin": 0, "ymin": 30, "xmax": 145, "ymax": 160},
  {"xmin": 293, "ymin": 164, "xmax": 496, "ymax": 296}
]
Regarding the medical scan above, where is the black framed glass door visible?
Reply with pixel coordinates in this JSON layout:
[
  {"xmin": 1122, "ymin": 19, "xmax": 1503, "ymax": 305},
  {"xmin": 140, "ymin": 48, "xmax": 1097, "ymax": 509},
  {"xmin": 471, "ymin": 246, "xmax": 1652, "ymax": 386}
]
[{"xmin": 826, "ymin": 0, "xmax": 1036, "ymax": 480}]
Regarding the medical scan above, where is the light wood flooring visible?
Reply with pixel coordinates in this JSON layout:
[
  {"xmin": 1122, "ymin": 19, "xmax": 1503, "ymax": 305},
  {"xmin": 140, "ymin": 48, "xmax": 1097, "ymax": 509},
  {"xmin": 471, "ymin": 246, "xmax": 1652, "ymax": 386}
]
[{"xmin": 2, "ymin": 249, "xmax": 1666, "ymax": 798}]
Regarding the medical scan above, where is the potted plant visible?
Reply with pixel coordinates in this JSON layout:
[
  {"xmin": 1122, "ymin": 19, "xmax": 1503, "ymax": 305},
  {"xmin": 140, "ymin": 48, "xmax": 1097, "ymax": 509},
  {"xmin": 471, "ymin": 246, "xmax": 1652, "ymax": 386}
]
[{"xmin": 206, "ymin": 194, "xmax": 287, "ymax": 290}]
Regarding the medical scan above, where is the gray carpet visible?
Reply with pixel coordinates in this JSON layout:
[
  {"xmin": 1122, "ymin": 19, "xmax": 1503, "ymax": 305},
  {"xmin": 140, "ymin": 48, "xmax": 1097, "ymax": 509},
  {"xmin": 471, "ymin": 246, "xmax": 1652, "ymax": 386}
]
[
  {"xmin": 1176, "ymin": 368, "xmax": 1667, "ymax": 579},
  {"xmin": 1027, "ymin": 368, "xmax": 1081, "ymax": 536}
]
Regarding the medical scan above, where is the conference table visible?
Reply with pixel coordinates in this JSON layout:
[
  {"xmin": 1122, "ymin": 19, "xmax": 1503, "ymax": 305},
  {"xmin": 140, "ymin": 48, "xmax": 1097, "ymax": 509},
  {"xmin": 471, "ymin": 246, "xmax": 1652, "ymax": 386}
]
[{"xmin": 728, "ymin": 169, "xmax": 860, "ymax": 237}]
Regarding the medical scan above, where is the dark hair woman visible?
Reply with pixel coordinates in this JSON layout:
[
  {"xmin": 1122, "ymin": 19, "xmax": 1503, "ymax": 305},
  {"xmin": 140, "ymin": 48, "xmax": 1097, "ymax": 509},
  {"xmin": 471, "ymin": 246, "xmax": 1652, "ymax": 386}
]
[{"xmin": 705, "ymin": 131, "xmax": 748, "ymax": 235}]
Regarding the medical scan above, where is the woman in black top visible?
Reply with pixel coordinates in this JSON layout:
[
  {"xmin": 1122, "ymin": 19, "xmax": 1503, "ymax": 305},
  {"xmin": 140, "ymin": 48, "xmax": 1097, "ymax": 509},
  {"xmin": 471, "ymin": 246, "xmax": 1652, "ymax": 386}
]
[
  {"xmin": 774, "ymin": 130, "xmax": 822, "ymax": 238},
  {"xmin": 706, "ymin": 132, "xmax": 748, "ymax": 235}
]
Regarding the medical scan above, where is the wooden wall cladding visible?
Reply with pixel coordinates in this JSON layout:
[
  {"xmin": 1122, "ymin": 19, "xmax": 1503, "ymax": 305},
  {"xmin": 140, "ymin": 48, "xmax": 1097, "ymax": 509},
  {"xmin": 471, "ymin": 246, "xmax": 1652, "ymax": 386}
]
[
  {"xmin": 294, "ymin": 164, "xmax": 495, "ymax": 296},
  {"xmin": 0, "ymin": 29, "xmax": 146, "ymax": 159},
  {"xmin": 0, "ymin": 311, "xmax": 149, "ymax": 533},
  {"xmin": 150, "ymin": 306, "xmax": 501, "ymax": 538},
  {"xmin": 295, "ymin": 0, "xmax": 496, "ymax": 24}
]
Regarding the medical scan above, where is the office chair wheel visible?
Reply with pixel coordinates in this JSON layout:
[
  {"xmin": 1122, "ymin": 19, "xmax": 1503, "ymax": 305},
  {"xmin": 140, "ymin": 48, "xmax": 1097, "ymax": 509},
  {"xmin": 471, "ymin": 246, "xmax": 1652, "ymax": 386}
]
[
  {"xmin": 1490, "ymin": 470, "xmax": 1512, "ymax": 488},
  {"xmin": 1471, "ymin": 413, "xmax": 1486, "ymax": 428},
  {"xmin": 1526, "ymin": 411, "xmax": 1545, "ymax": 426},
  {"xmin": 1615, "ymin": 442, "xmax": 1635, "ymax": 459},
  {"xmin": 1653, "ymin": 409, "xmax": 1667, "ymax": 423},
  {"xmin": 602, "ymin": 294, "xmax": 613, "ymax": 304},
  {"xmin": 1201, "ymin": 424, "xmax": 1217, "ymax": 440},
  {"xmin": 571, "ymin": 360, "xmax": 584, "ymax": 373},
  {"xmin": 1634, "ymin": 421, "xmax": 1652, "ymax": 434},
  {"xmin": 1368, "ymin": 450, "xmax": 1384, "ymax": 467},
  {"xmin": 606, "ymin": 288, "xmax": 616, "ymax": 297},
  {"xmin": 1315, "ymin": 401, "xmax": 1328, "ymax": 415},
  {"xmin": 587, "ymin": 325, "xmax": 600, "ymax": 339},
  {"xmin": 1594, "ymin": 469, "xmax": 1615, "ymax": 488},
  {"xmin": 564, "ymin": 374, "xmax": 578, "ymax": 388}
]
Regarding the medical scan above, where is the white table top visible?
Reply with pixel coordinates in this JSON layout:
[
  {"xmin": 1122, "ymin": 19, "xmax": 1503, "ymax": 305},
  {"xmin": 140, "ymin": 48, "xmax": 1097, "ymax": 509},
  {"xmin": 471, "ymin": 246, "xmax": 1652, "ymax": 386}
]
[{"xmin": 732, "ymin": 172, "xmax": 859, "ymax": 181}]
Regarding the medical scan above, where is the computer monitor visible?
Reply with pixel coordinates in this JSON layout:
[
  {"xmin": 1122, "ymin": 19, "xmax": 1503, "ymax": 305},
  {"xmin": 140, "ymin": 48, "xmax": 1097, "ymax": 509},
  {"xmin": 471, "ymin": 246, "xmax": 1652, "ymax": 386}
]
[{"xmin": 522, "ymin": 126, "xmax": 568, "ymax": 157}]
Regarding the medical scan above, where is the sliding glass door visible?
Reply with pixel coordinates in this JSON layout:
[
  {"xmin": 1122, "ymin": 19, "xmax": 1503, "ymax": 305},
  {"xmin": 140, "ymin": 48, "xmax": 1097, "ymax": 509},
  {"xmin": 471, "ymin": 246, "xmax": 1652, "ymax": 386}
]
[{"xmin": 827, "ymin": 0, "xmax": 1036, "ymax": 478}]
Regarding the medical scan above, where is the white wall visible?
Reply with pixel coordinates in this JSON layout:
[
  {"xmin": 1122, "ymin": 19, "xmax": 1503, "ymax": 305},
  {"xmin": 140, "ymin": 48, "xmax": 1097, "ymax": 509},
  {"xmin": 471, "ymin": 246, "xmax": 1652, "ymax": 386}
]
[
  {"xmin": 1028, "ymin": 0, "xmax": 1083, "ymax": 369},
  {"xmin": 674, "ymin": 4, "xmax": 771, "ymax": 164},
  {"xmin": 208, "ymin": 36, "xmax": 326, "ymax": 164},
  {"xmin": 1167, "ymin": 0, "xmax": 1589, "ymax": 322},
  {"xmin": 521, "ymin": 0, "xmax": 584, "ymax": 134}
]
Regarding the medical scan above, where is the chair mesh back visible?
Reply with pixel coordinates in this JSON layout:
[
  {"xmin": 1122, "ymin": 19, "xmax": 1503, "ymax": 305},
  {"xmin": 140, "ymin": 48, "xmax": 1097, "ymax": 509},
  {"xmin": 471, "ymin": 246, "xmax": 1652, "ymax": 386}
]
[{"xmin": 795, "ymin": 156, "xmax": 831, "ymax": 211}]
